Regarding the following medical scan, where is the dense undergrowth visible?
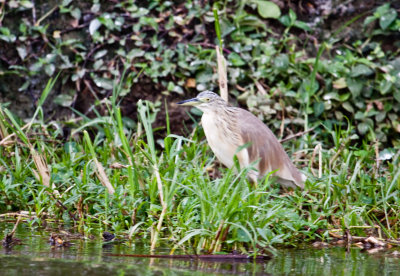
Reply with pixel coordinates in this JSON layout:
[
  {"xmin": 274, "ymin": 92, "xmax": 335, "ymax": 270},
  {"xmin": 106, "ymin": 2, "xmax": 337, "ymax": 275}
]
[
  {"xmin": 0, "ymin": 1, "xmax": 400, "ymax": 256},
  {"xmin": 0, "ymin": 75, "xmax": 399, "ymax": 255},
  {"xmin": 0, "ymin": 1, "xmax": 399, "ymax": 145}
]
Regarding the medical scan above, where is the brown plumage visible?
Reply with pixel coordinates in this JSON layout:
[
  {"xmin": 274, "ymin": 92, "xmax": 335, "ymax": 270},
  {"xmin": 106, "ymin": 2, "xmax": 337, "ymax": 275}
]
[{"xmin": 178, "ymin": 91, "xmax": 306, "ymax": 189}]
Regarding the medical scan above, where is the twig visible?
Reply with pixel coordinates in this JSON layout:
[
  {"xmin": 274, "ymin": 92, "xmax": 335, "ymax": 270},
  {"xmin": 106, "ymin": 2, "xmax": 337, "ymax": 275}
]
[
  {"xmin": 0, "ymin": 122, "xmax": 32, "ymax": 146},
  {"xmin": 104, "ymin": 253, "xmax": 270, "ymax": 261},
  {"xmin": 279, "ymin": 126, "xmax": 317, "ymax": 143},
  {"xmin": 190, "ymin": 43, "xmax": 232, "ymax": 54},
  {"xmin": 10, "ymin": 215, "xmax": 22, "ymax": 236},
  {"xmin": 35, "ymin": 5, "xmax": 58, "ymax": 26}
]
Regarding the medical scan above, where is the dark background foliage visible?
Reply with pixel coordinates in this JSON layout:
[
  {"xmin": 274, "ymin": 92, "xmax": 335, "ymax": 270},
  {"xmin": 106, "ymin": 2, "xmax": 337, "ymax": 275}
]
[{"xmin": 0, "ymin": 0, "xmax": 399, "ymax": 146}]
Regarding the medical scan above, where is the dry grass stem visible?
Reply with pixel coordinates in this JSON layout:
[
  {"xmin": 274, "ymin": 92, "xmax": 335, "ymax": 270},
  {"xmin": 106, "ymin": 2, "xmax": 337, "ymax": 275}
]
[
  {"xmin": 94, "ymin": 159, "xmax": 115, "ymax": 194},
  {"xmin": 216, "ymin": 46, "xmax": 228, "ymax": 102}
]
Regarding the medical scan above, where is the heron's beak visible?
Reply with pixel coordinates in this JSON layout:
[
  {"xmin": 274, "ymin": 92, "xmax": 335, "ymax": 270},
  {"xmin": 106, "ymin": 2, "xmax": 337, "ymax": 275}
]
[{"xmin": 177, "ymin": 98, "xmax": 200, "ymax": 106}]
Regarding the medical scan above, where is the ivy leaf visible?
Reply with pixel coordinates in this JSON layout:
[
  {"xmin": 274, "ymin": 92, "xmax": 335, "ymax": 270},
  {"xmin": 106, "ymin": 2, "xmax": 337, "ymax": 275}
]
[
  {"xmin": 294, "ymin": 20, "xmax": 311, "ymax": 31},
  {"xmin": 379, "ymin": 8, "xmax": 397, "ymax": 30},
  {"xmin": 228, "ymin": 52, "xmax": 246, "ymax": 66},
  {"xmin": 394, "ymin": 90, "xmax": 400, "ymax": 103},
  {"xmin": 254, "ymin": 1, "xmax": 281, "ymax": 19},
  {"xmin": 379, "ymin": 79, "xmax": 392, "ymax": 94},
  {"xmin": 274, "ymin": 54, "xmax": 289, "ymax": 70},
  {"xmin": 333, "ymin": 77, "xmax": 347, "ymax": 89},
  {"xmin": 346, "ymin": 78, "xmax": 363, "ymax": 98},
  {"xmin": 351, "ymin": 64, "xmax": 374, "ymax": 77},
  {"xmin": 357, "ymin": 122, "xmax": 370, "ymax": 135},
  {"xmin": 313, "ymin": 102, "xmax": 324, "ymax": 117}
]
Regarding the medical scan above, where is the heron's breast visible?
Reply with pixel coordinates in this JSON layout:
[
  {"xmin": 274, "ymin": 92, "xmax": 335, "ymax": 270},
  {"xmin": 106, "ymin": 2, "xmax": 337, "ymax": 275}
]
[{"xmin": 201, "ymin": 113, "xmax": 241, "ymax": 168}]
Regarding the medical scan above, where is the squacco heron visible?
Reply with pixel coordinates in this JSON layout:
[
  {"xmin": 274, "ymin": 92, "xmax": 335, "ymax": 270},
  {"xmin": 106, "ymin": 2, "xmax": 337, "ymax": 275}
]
[{"xmin": 178, "ymin": 91, "xmax": 306, "ymax": 189}]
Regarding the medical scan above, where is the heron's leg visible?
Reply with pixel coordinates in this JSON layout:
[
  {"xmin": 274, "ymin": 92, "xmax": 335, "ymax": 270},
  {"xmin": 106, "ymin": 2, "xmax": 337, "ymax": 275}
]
[{"xmin": 248, "ymin": 170, "xmax": 259, "ymax": 189}]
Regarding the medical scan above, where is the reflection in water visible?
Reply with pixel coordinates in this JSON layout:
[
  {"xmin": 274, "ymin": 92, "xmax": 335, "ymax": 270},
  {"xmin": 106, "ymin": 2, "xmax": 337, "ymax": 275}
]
[{"xmin": 1, "ymin": 223, "xmax": 400, "ymax": 275}]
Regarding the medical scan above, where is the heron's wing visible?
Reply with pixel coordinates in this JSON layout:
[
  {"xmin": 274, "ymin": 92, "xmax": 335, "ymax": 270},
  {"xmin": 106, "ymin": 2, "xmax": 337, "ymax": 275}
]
[{"xmin": 235, "ymin": 108, "xmax": 305, "ymax": 188}]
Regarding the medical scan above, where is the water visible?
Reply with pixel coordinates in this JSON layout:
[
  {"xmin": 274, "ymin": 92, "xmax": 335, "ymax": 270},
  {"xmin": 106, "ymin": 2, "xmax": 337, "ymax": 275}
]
[{"xmin": 1, "ymin": 222, "xmax": 399, "ymax": 275}]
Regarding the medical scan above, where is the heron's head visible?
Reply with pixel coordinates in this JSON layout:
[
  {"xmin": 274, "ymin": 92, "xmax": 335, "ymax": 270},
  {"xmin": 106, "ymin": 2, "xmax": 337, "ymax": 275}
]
[{"xmin": 177, "ymin": 91, "xmax": 227, "ymax": 112}]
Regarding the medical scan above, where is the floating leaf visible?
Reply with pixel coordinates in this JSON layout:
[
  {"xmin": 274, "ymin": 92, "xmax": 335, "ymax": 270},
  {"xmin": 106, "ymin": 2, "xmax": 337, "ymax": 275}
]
[{"xmin": 254, "ymin": 0, "xmax": 281, "ymax": 19}]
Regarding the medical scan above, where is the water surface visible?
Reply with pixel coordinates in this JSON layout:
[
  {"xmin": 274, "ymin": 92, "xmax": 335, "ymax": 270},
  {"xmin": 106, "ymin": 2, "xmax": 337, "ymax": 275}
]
[{"xmin": 0, "ymin": 222, "xmax": 399, "ymax": 275}]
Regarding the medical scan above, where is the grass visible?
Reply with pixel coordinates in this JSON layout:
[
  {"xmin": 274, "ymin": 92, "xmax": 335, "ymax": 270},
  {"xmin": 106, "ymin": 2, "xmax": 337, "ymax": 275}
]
[{"xmin": 0, "ymin": 77, "xmax": 399, "ymax": 257}]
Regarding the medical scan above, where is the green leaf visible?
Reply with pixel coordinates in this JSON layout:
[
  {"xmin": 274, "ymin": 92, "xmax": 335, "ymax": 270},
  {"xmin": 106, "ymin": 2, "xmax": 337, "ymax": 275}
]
[
  {"xmin": 254, "ymin": 0, "xmax": 281, "ymax": 19},
  {"xmin": 379, "ymin": 8, "xmax": 397, "ymax": 30},
  {"xmin": 16, "ymin": 46, "xmax": 27, "ymax": 60},
  {"xmin": 228, "ymin": 52, "xmax": 246, "ymax": 66},
  {"xmin": 357, "ymin": 122, "xmax": 370, "ymax": 135},
  {"xmin": 394, "ymin": 90, "xmax": 400, "ymax": 103},
  {"xmin": 375, "ymin": 111, "xmax": 386, "ymax": 122},
  {"xmin": 379, "ymin": 79, "xmax": 392, "ymax": 94},
  {"xmin": 213, "ymin": 4, "xmax": 222, "ymax": 45},
  {"xmin": 279, "ymin": 15, "xmax": 291, "ymax": 26},
  {"xmin": 45, "ymin": 64, "xmax": 55, "ymax": 76},
  {"xmin": 236, "ymin": 228, "xmax": 251, "ymax": 242},
  {"xmin": 351, "ymin": 64, "xmax": 374, "ymax": 77},
  {"xmin": 313, "ymin": 102, "xmax": 324, "ymax": 117},
  {"xmin": 20, "ymin": 0, "xmax": 33, "ymax": 9},
  {"xmin": 62, "ymin": 0, "xmax": 73, "ymax": 6},
  {"xmin": 294, "ymin": 20, "xmax": 311, "ymax": 31},
  {"xmin": 346, "ymin": 78, "xmax": 363, "ymax": 98},
  {"xmin": 323, "ymin": 92, "xmax": 340, "ymax": 101},
  {"xmin": 376, "ymin": 4, "xmax": 390, "ymax": 16},
  {"xmin": 89, "ymin": 18, "xmax": 101, "ymax": 35},
  {"xmin": 54, "ymin": 94, "xmax": 74, "ymax": 107},
  {"xmin": 363, "ymin": 15, "xmax": 377, "ymax": 26},
  {"xmin": 93, "ymin": 76, "xmax": 113, "ymax": 90},
  {"xmin": 333, "ymin": 77, "xmax": 347, "ymax": 89},
  {"xmin": 343, "ymin": 102, "xmax": 354, "ymax": 113},
  {"xmin": 71, "ymin": 8, "xmax": 82, "ymax": 20},
  {"xmin": 274, "ymin": 54, "xmax": 289, "ymax": 70}
]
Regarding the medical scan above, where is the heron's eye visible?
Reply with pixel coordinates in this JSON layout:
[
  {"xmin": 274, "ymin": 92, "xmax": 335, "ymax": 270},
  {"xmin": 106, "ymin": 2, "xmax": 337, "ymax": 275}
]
[{"xmin": 205, "ymin": 98, "xmax": 210, "ymax": 102}]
